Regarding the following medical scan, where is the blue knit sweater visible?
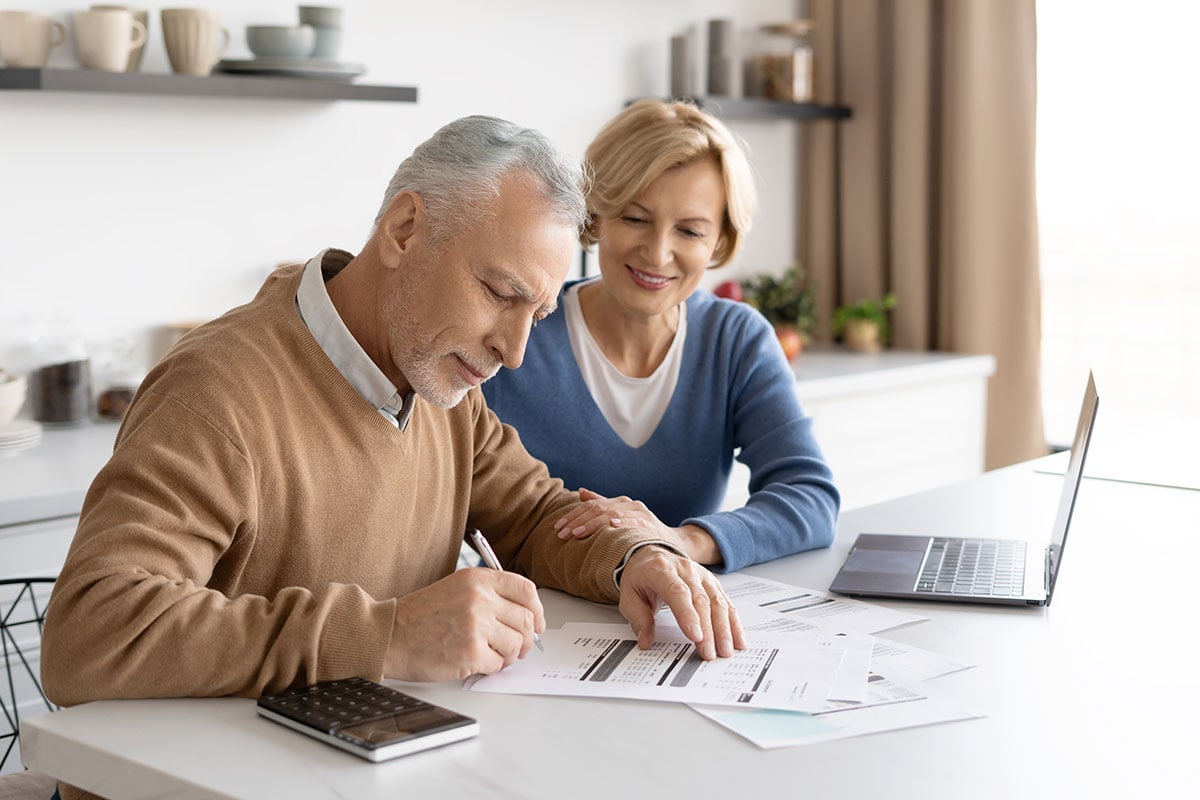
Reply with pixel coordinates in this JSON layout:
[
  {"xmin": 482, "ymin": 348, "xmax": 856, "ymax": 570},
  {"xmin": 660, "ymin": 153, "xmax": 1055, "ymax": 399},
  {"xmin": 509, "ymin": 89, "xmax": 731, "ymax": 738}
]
[{"xmin": 483, "ymin": 281, "xmax": 840, "ymax": 572}]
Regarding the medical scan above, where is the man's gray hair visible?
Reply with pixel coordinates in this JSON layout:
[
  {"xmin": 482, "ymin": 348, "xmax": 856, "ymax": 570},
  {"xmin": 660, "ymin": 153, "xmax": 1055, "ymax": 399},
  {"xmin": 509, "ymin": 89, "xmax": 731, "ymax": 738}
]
[{"xmin": 373, "ymin": 115, "xmax": 588, "ymax": 247}]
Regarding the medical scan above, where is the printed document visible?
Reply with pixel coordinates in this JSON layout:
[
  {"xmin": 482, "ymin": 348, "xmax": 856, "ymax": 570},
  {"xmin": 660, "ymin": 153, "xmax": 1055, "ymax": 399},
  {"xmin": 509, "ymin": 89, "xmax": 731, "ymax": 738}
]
[
  {"xmin": 729, "ymin": 602, "xmax": 874, "ymax": 703},
  {"xmin": 466, "ymin": 622, "xmax": 844, "ymax": 712},
  {"xmin": 719, "ymin": 572, "xmax": 926, "ymax": 634},
  {"xmin": 691, "ymin": 672, "xmax": 982, "ymax": 749},
  {"xmin": 720, "ymin": 593, "xmax": 972, "ymax": 686}
]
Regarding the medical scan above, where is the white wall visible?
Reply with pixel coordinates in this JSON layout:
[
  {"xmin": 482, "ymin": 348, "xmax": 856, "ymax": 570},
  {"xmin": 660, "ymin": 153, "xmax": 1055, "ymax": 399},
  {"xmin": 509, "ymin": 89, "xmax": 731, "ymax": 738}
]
[{"xmin": 0, "ymin": 0, "xmax": 805, "ymax": 377}]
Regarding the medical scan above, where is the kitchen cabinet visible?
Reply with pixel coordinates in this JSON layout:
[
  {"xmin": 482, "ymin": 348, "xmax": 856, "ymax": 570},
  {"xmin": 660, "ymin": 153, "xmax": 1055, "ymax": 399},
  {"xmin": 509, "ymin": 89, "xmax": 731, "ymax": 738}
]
[
  {"xmin": 0, "ymin": 67, "xmax": 417, "ymax": 103},
  {"xmin": 0, "ymin": 421, "xmax": 114, "ymax": 739},
  {"xmin": 0, "ymin": 516, "xmax": 73, "ymax": 756},
  {"xmin": 0, "ymin": 517, "xmax": 76, "ymax": 581},
  {"xmin": 0, "ymin": 420, "xmax": 117, "ymax": 529},
  {"xmin": 723, "ymin": 348, "xmax": 997, "ymax": 512},
  {"xmin": 0, "ymin": 422, "xmax": 115, "ymax": 771}
]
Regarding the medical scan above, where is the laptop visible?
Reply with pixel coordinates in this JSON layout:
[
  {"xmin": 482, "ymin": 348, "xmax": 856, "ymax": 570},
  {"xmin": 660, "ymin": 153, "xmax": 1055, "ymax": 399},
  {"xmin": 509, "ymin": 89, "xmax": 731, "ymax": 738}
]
[{"xmin": 829, "ymin": 371, "xmax": 1098, "ymax": 607}]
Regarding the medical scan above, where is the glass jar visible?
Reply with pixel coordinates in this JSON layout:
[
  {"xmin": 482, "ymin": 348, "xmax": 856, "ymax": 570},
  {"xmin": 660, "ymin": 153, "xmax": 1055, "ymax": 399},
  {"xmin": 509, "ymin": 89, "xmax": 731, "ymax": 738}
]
[
  {"xmin": 755, "ymin": 20, "xmax": 814, "ymax": 102},
  {"xmin": 95, "ymin": 339, "xmax": 145, "ymax": 422},
  {"xmin": 31, "ymin": 325, "xmax": 91, "ymax": 426}
]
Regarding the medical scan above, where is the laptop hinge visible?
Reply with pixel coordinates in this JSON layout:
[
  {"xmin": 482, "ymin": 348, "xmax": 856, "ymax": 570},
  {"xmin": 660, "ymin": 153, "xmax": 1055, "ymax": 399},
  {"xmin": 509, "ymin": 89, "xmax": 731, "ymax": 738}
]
[{"xmin": 1044, "ymin": 547, "xmax": 1053, "ymax": 595}]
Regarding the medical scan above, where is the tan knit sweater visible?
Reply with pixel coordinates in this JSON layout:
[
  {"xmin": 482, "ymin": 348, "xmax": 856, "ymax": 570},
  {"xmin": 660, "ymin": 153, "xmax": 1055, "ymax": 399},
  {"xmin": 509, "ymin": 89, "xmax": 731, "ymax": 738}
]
[{"xmin": 42, "ymin": 264, "xmax": 659, "ymax": 711}]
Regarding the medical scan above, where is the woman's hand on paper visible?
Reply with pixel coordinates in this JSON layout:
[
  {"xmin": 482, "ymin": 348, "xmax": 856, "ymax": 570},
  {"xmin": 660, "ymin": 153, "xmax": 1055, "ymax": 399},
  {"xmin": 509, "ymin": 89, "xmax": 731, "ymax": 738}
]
[{"xmin": 556, "ymin": 488, "xmax": 721, "ymax": 564}]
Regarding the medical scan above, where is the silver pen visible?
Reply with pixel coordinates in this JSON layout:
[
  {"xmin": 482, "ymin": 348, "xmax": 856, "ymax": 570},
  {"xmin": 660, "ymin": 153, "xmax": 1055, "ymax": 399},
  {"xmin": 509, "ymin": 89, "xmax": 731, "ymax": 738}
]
[{"xmin": 467, "ymin": 528, "xmax": 545, "ymax": 652}]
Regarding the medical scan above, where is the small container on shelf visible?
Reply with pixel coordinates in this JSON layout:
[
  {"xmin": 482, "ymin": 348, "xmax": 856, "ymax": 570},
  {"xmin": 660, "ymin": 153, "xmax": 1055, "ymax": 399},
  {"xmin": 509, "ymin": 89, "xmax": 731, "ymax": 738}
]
[
  {"xmin": 95, "ymin": 338, "xmax": 146, "ymax": 422},
  {"xmin": 752, "ymin": 20, "xmax": 815, "ymax": 102},
  {"xmin": 96, "ymin": 373, "xmax": 141, "ymax": 422},
  {"xmin": 706, "ymin": 18, "xmax": 737, "ymax": 97},
  {"xmin": 30, "ymin": 327, "xmax": 91, "ymax": 426}
]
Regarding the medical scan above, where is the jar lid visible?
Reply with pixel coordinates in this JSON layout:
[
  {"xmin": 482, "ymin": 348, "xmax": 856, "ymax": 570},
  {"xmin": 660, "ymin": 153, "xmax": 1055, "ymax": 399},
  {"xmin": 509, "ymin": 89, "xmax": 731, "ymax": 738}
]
[{"xmin": 760, "ymin": 20, "xmax": 814, "ymax": 36}]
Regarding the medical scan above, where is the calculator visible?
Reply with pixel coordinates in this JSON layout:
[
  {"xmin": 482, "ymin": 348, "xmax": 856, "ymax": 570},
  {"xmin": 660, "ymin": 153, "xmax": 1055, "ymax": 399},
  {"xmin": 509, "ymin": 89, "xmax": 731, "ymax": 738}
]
[{"xmin": 255, "ymin": 676, "xmax": 479, "ymax": 762}]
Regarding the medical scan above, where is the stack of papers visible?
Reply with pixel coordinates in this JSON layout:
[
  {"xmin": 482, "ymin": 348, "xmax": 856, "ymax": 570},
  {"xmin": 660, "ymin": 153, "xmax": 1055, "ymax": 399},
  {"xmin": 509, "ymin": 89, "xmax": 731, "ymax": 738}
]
[{"xmin": 466, "ymin": 572, "xmax": 982, "ymax": 748}]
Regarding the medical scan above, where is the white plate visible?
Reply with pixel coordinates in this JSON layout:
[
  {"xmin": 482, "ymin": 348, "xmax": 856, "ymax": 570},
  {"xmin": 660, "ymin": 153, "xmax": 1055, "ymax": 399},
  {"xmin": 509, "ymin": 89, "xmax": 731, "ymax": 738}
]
[
  {"xmin": 215, "ymin": 58, "xmax": 366, "ymax": 81},
  {"xmin": 0, "ymin": 419, "xmax": 42, "ymax": 444},
  {"xmin": 0, "ymin": 441, "xmax": 40, "ymax": 456},
  {"xmin": 0, "ymin": 419, "xmax": 42, "ymax": 455},
  {"xmin": 0, "ymin": 435, "xmax": 40, "ymax": 447}
]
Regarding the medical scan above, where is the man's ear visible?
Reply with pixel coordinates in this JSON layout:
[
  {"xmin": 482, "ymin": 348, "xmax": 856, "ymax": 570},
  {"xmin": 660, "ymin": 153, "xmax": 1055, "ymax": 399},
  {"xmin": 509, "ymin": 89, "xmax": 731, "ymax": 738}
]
[{"xmin": 377, "ymin": 191, "xmax": 426, "ymax": 264}]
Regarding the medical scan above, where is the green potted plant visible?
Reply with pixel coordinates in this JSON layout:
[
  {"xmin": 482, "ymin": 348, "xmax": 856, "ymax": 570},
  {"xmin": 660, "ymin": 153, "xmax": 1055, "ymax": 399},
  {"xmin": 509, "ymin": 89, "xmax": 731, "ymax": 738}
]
[
  {"xmin": 739, "ymin": 265, "xmax": 816, "ymax": 360},
  {"xmin": 833, "ymin": 293, "xmax": 897, "ymax": 352}
]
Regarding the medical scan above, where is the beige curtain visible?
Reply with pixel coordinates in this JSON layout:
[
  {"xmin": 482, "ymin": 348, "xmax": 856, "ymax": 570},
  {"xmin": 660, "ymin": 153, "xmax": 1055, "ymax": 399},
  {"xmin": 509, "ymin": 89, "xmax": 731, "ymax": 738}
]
[{"xmin": 801, "ymin": 0, "xmax": 1045, "ymax": 469}]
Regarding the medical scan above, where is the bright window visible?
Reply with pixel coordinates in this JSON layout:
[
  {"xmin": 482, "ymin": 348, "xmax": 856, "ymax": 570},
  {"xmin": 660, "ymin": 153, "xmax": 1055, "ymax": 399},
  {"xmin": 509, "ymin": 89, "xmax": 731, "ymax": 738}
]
[{"xmin": 1037, "ymin": 1, "xmax": 1200, "ymax": 469}]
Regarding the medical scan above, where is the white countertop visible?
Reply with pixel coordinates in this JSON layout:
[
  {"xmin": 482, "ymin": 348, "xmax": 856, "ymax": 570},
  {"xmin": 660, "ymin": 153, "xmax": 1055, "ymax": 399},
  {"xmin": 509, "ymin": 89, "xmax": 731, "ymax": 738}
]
[
  {"xmin": 0, "ymin": 349, "xmax": 996, "ymax": 529},
  {"xmin": 0, "ymin": 420, "xmax": 118, "ymax": 526},
  {"xmin": 792, "ymin": 347, "xmax": 996, "ymax": 400}
]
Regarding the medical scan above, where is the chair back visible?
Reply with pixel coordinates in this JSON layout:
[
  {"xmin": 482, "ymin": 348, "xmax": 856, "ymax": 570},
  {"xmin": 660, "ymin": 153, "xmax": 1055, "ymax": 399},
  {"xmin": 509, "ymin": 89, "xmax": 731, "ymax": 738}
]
[
  {"xmin": 0, "ymin": 578, "xmax": 57, "ymax": 774},
  {"xmin": 0, "ymin": 768, "xmax": 58, "ymax": 799}
]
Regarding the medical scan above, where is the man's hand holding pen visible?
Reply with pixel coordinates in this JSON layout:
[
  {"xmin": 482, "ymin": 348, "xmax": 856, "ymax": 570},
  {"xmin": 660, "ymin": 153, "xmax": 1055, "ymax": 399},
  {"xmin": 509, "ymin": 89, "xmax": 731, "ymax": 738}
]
[
  {"xmin": 383, "ymin": 567, "xmax": 546, "ymax": 683},
  {"xmin": 381, "ymin": 527, "xmax": 743, "ymax": 683}
]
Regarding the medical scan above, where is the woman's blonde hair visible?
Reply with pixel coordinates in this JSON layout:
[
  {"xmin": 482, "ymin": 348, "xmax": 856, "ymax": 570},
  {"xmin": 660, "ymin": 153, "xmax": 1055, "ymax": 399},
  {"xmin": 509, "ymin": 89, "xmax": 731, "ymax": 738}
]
[{"xmin": 581, "ymin": 99, "xmax": 758, "ymax": 268}]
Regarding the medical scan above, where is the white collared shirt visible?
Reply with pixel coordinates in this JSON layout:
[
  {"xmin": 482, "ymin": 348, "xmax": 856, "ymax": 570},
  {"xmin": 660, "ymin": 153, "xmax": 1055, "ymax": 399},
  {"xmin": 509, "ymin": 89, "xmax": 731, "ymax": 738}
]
[{"xmin": 295, "ymin": 248, "xmax": 415, "ymax": 431}]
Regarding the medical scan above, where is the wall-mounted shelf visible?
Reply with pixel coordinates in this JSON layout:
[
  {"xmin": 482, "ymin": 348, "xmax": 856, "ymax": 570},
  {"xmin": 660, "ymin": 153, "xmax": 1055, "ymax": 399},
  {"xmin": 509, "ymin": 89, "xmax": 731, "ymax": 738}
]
[
  {"xmin": 634, "ymin": 96, "xmax": 851, "ymax": 121},
  {"xmin": 0, "ymin": 67, "xmax": 417, "ymax": 103}
]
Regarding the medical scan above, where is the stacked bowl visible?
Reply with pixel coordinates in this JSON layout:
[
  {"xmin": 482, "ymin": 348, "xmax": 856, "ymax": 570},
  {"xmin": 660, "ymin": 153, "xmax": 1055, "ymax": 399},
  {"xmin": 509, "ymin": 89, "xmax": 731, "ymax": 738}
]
[
  {"xmin": 243, "ymin": 6, "xmax": 342, "ymax": 63},
  {"xmin": 0, "ymin": 371, "xmax": 42, "ymax": 456},
  {"xmin": 245, "ymin": 23, "xmax": 315, "ymax": 59}
]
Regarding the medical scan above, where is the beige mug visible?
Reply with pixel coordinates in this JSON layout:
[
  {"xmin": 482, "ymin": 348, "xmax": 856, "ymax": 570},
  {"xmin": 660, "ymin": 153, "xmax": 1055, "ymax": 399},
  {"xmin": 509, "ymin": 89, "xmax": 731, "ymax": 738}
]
[
  {"xmin": 73, "ymin": 8, "xmax": 146, "ymax": 72},
  {"xmin": 90, "ymin": 5, "xmax": 149, "ymax": 72},
  {"xmin": 0, "ymin": 11, "xmax": 67, "ymax": 68},
  {"xmin": 161, "ymin": 8, "xmax": 230, "ymax": 77}
]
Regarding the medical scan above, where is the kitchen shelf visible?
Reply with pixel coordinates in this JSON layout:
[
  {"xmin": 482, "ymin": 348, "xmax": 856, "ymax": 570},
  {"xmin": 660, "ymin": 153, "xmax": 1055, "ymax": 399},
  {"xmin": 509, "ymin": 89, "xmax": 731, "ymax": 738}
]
[
  {"xmin": 638, "ymin": 96, "xmax": 851, "ymax": 121},
  {"xmin": 0, "ymin": 67, "xmax": 417, "ymax": 103}
]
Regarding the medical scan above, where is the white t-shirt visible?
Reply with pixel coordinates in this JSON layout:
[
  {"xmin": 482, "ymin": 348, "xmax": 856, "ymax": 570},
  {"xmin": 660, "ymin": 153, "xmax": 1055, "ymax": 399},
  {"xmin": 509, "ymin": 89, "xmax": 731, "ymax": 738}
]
[{"xmin": 563, "ymin": 280, "xmax": 687, "ymax": 448}]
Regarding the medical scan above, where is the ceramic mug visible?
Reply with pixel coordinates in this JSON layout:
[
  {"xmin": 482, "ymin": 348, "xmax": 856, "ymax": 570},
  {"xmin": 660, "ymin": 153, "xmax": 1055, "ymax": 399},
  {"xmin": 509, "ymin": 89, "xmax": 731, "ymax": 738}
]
[
  {"xmin": 73, "ymin": 8, "xmax": 147, "ymax": 72},
  {"xmin": 298, "ymin": 5, "xmax": 341, "ymax": 60},
  {"xmin": 89, "ymin": 4, "xmax": 149, "ymax": 72},
  {"xmin": 0, "ymin": 10, "xmax": 67, "ymax": 68},
  {"xmin": 161, "ymin": 8, "xmax": 230, "ymax": 77}
]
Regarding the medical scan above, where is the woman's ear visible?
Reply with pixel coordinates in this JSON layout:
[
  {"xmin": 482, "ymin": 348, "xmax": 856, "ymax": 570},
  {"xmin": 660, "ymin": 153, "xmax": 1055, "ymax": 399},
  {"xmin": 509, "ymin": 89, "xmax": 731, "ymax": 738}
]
[{"xmin": 590, "ymin": 215, "xmax": 607, "ymax": 242}]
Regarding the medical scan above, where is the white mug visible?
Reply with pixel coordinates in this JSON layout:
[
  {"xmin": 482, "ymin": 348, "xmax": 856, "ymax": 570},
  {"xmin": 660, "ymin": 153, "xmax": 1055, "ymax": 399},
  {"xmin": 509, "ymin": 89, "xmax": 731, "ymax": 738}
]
[
  {"xmin": 161, "ymin": 8, "xmax": 230, "ymax": 77},
  {"xmin": 90, "ymin": 4, "xmax": 149, "ymax": 72},
  {"xmin": 73, "ymin": 8, "xmax": 146, "ymax": 72},
  {"xmin": 0, "ymin": 11, "xmax": 67, "ymax": 68}
]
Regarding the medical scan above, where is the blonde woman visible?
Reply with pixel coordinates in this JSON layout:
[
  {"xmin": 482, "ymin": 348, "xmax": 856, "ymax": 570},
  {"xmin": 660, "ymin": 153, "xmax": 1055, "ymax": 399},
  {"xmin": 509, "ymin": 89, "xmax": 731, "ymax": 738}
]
[{"xmin": 483, "ymin": 99, "xmax": 839, "ymax": 571}]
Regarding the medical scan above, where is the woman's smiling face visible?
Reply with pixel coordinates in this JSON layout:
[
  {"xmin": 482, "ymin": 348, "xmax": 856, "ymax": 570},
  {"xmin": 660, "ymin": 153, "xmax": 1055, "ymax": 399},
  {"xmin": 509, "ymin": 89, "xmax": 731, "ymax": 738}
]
[{"xmin": 593, "ymin": 157, "xmax": 727, "ymax": 320}]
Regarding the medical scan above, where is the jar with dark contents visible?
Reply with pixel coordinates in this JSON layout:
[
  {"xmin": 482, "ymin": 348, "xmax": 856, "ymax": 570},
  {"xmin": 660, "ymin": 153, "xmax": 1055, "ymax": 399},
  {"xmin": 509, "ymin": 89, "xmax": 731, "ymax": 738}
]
[{"xmin": 32, "ymin": 347, "xmax": 91, "ymax": 425}]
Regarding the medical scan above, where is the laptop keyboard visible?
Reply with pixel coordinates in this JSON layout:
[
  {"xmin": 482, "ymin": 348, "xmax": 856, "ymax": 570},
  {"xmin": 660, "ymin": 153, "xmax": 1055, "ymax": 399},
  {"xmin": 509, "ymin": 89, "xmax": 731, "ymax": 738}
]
[{"xmin": 915, "ymin": 537, "xmax": 1027, "ymax": 596}]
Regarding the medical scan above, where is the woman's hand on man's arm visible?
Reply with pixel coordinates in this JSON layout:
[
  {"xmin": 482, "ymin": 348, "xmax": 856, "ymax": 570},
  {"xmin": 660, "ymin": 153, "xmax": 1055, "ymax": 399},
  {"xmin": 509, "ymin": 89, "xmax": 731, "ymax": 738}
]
[{"xmin": 554, "ymin": 488, "xmax": 722, "ymax": 565}]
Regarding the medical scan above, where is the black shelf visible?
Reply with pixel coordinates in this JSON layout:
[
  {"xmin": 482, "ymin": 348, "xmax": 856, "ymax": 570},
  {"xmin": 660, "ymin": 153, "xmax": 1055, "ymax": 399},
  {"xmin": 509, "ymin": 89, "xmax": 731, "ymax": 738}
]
[
  {"xmin": 640, "ymin": 96, "xmax": 851, "ymax": 121},
  {"xmin": 0, "ymin": 67, "xmax": 417, "ymax": 103}
]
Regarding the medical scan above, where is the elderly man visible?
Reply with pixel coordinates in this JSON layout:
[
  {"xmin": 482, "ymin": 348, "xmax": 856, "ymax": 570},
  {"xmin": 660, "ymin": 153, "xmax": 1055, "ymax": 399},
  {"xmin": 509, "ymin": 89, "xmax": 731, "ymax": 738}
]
[{"xmin": 41, "ymin": 115, "xmax": 745, "ymax": 723}]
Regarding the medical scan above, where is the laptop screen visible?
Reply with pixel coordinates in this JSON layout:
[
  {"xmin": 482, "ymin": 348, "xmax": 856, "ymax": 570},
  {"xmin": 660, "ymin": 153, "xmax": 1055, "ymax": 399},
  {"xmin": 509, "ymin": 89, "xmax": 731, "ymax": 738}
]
[{"xmin": 1046, "ymin": 371, "xmax": 1099, "ymax": 602}]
